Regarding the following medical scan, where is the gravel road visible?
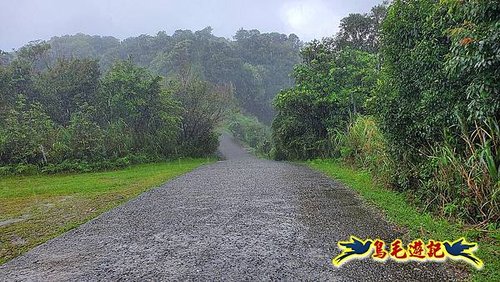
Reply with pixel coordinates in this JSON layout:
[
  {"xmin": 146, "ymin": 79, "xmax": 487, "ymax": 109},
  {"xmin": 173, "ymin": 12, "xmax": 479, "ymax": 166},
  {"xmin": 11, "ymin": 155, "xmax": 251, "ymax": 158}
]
[{"xmin": 0, "ymin": 134, "xmax": 463, "ymax": 281}]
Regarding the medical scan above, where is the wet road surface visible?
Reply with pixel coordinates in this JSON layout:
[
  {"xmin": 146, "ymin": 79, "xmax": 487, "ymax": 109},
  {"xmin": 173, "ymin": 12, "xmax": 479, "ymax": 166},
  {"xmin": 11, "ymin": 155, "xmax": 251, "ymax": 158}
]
[{"xmin": 0, "ymin": 134, "xmax": 463, "ymax": 281}]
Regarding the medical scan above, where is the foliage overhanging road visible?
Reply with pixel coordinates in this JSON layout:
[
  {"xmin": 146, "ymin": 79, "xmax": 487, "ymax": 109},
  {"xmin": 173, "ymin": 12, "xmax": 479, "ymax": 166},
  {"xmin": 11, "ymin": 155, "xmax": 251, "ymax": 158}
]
[{"xmin": 0, "ymin": 135, "xmax": 462, "ymax": 281}]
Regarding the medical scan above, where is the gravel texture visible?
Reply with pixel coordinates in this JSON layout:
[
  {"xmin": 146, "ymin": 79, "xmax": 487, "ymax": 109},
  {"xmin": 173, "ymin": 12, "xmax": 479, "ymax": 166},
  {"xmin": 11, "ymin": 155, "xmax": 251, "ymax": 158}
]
[{"xmin": 0, "ymin": 134, "xmax": 463, "ymax": 281}]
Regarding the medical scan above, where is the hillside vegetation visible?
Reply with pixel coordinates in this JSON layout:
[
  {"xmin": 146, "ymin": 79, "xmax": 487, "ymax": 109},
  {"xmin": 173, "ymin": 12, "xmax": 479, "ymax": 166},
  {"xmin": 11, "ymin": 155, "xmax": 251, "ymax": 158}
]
[
  {"xmin": 272, "ymin": 0, "xmax": 499, "ymax": 227},
  {"xmin": 0, "ymin": 28, "xmax": 298, "ymax": 173},
  {"xmin": 1, "ymin": 28, "xmax": 301, "ymax": 123}
]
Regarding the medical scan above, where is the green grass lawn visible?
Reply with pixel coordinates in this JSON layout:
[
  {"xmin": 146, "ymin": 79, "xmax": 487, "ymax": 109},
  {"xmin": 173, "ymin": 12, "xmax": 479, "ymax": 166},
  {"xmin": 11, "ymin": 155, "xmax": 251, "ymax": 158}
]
[
  {"xmin": 0, "ymin": 158, "xmax": 212, "ymax": 264},
  {"xmin": 308, "ymin": 159, "xmax": 499, "ymax": 282}
]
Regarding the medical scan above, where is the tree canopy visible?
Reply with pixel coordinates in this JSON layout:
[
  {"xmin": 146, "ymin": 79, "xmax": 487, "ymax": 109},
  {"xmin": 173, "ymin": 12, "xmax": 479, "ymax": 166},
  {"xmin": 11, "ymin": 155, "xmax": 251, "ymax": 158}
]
[{"xmin": 28, "ymin": 28, "xmax": 302, "ymax": 123}]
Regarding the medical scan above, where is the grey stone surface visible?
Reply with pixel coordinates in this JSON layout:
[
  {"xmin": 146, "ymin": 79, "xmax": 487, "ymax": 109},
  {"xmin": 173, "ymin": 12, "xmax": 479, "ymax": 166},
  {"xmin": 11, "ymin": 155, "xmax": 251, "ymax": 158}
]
[{"xmin": 0, "ymin": 134, "xmax": 463, "ymax": 281}]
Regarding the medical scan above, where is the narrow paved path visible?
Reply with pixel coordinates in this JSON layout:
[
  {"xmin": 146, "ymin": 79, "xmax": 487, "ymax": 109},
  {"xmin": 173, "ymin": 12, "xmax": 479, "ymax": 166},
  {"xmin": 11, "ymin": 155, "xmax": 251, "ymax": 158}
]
[{"xmin": 1, "ymin": 135, "xmax": 462, "ymax": 281}]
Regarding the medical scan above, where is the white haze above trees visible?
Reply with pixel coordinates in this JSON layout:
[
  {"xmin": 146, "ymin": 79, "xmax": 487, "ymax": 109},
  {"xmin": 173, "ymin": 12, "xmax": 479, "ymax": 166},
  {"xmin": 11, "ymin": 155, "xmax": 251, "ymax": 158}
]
[{"xmin": 0, "ymin": 0, "xmax": 382, "ymax": 51}]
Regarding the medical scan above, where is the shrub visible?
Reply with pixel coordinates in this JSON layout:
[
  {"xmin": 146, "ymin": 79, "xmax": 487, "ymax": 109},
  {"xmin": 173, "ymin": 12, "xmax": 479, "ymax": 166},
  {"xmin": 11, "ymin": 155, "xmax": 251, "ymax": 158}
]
[
  {"xmin": 0, "ymin": 97, "xmax": 55, "ymax": 165},
  {"xmin": 103, "ymin": 119, "xmax": 133, "ymax": 158},
  {"xmin": 340, "ymin": 116, "xmax": 394, "ymax": 184},
  {"xmin": 171, "ymin": 78, "xmax": 234, "ymax": 157},
  {"xmin": 227, "ymin": 112, "xmax": 271, "ymax": 156},
  {"xmin": 67, "ymin": 104, "xmax": 105, "ymax": 161}
]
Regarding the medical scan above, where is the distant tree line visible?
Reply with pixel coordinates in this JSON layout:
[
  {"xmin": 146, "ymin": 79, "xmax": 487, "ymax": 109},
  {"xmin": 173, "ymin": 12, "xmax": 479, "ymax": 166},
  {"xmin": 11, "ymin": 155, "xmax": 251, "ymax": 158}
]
[
  {"xmin": 272, "ymin": 0, "xmax": 499, "ymax": 224},
  {"xmin": 1, "ymin": 27, "xmax": 301, "ymax": 124}
]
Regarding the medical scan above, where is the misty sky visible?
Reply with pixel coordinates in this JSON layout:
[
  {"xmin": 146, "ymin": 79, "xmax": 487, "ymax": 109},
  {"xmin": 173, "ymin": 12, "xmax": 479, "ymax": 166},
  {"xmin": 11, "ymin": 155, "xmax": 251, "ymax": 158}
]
[{"xmin": 0, "ymin": 0, "xmax": 382, "ymax": 51}]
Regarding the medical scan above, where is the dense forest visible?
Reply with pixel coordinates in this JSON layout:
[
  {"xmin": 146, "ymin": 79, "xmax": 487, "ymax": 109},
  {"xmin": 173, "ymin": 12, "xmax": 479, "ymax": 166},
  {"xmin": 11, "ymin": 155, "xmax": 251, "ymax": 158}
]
[
  {"xmin": 1, "ymin": 28, "xmax": 301, "ymax": 123},
  {"xmin": 0, "ymin": 28, "xmax": 300, "ymax": 173},
  {"xmin": 273, "ymin": 0, "xmax": 499, "ymax": 225}
]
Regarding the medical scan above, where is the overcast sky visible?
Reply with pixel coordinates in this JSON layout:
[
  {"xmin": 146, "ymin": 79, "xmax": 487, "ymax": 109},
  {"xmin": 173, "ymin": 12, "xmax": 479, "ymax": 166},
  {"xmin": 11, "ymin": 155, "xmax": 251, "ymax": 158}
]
[{"xmin": 0, "ymin": 0, "xmax": 382, "ymax": 51}]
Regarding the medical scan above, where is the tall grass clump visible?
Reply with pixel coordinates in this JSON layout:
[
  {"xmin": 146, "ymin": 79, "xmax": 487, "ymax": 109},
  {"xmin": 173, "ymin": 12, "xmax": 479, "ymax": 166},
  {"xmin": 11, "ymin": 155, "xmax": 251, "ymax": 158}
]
[
  {"xmin": 426, "ymin": 119, "xmax": 499, "ymax": 225},
  {"xmin": 340, "ymin": 116, "xmax": 394, "ymax": 185},
  {"xmin": 339, "ymin": 116, "xmax": 499, "ymax": 226}
]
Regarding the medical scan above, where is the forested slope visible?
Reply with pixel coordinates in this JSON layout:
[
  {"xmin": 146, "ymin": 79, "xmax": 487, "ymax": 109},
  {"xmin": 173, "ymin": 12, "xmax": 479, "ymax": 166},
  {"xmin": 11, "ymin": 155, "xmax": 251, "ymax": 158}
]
[
  {"xmin": 3, "ymin": 28, "xmax": 301, "ymax": 123},
  {"xmin": 0, "ymin": 28, "xmax": 301, "ymax": 173}
]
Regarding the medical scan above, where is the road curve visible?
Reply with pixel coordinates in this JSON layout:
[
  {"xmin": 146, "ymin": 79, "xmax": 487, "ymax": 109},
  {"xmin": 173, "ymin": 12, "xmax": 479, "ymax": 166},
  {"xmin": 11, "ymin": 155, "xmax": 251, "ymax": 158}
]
[{"xmin": 0, "ymin": 134, "xmax": 463, "ymax": 281}]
